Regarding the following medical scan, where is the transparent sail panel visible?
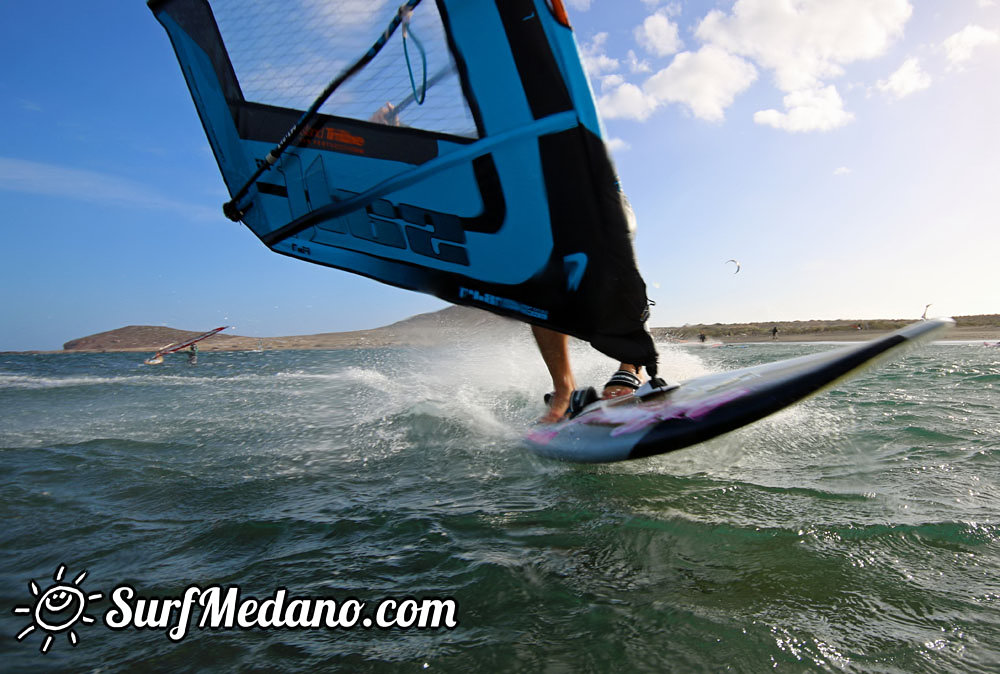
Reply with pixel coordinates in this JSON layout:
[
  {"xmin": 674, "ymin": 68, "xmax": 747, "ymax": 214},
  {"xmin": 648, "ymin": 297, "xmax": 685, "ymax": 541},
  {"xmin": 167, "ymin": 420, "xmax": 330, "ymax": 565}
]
[{"xmin": 211, "ymin": 0, "xmax": 477, "ymax": 138}]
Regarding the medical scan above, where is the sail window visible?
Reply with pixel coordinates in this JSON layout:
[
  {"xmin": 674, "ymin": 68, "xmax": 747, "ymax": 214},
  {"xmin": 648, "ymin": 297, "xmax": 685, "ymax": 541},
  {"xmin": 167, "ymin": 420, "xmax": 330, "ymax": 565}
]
[{"xmin": 210, "ymin": 0, "xmax": 478, "ymax": 138}]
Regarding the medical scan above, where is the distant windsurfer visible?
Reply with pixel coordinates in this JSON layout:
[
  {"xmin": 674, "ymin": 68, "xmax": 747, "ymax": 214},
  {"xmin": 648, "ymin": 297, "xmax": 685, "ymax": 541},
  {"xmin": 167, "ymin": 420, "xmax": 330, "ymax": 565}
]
[
  {"xmin": 142, "ymin": 326, "xmax": 227, "ymax": 365},
  {"xmin": 771, "ymin": 326, "xmax": 778, "ymax": 340}
]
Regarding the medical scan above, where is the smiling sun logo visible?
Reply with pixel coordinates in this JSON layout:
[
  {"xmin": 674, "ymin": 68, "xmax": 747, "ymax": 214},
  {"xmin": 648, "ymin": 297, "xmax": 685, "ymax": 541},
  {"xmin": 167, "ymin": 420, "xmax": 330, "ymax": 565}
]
[{"xmin": 12, "ymin": 564, "xmax": 103, "ymax": 654}]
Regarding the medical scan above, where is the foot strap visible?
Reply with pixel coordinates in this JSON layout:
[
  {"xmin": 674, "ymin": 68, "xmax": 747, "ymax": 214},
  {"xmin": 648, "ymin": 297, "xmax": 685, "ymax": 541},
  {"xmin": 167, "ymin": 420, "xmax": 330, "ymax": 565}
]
[
  {"xmin": 635, "ymin": 377, "xmax": 680, "ymax": 399},
  {"xmin": 568, "ymin": 386, "xmax": 599, "ymax": 418},
  {"xmin": 543, "ymin": 386, "xmax": 600, "ymax": 420},
  {"xmin": 604, "ymin": 369, "xmax": 641, "ymax": 391}
]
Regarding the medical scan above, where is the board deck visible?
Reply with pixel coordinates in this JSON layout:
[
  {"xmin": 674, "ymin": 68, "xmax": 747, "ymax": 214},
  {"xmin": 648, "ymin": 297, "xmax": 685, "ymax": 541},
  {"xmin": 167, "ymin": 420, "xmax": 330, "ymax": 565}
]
[{"xmin": 525, "ymin": 318, "xmax": 954, "ymax": 463}]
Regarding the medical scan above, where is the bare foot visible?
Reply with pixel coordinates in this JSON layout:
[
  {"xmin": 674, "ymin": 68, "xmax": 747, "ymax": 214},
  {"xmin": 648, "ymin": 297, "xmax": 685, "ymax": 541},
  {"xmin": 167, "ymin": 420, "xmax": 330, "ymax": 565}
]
[
  {"xmin": 538, "ymin": 389, "xmax": 571, "ymax": 423},
  {"xmin": 601, "ymin": 384, "xmax": 634, "ymax": 399},
  {"xmin": 601, "ymin": 364, "xmax": 643, "ymax": 400}
]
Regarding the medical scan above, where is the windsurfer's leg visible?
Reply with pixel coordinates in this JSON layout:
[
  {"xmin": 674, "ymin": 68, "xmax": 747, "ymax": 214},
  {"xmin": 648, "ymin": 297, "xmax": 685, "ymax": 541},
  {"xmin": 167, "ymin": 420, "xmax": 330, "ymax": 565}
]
[
  {"xmin": 602, "ymin": 363, "xmax": 644, "ymax": 399},
  {"xmin": 532, "ymin": 325, "xmax": 576, "ymax": 423}
]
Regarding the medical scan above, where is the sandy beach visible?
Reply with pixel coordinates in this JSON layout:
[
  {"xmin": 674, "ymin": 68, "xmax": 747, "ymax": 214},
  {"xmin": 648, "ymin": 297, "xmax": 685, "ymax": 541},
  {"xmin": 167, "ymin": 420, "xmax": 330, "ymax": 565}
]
[{"xmin": 659, "ymin": 325, "xmax": 1000, "ymax": 344}]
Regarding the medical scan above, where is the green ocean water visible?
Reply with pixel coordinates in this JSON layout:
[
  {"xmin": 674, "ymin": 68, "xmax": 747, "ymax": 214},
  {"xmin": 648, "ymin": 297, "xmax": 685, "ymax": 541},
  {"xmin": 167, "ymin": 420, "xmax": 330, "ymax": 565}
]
[{"xmin": 1, "ymin": 336, "xmax": 998, "ymax": 672}]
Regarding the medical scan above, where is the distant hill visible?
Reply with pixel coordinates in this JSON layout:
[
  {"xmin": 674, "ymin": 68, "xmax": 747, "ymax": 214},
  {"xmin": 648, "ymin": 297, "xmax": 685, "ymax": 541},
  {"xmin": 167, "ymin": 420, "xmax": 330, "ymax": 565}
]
[
  {"xmin": 62, "ymin": 326, "xmax": 239, "ymax": 351},
  {"xmin": 61, "ymin": 306, "xmax": 522, "ymax": 353}
]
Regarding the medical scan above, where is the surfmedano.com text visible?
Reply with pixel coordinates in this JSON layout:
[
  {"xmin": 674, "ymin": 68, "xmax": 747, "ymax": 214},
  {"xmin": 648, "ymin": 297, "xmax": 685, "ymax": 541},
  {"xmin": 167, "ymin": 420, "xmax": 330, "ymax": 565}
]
[{"xmin": 104, "ymin": 585, "xmax": 458, "ymax": 641}]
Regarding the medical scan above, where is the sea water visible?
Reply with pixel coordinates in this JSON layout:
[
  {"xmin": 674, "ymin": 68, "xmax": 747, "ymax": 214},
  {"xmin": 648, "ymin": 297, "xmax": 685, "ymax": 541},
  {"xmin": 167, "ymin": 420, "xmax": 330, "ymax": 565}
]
[{"xmin": 1, "ymin": 336, "xmax": 998, "ymax": 672}]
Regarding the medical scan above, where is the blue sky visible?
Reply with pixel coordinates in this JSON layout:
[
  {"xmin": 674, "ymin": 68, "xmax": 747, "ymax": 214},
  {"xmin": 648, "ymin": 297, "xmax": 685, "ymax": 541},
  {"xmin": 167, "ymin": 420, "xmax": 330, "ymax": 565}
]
[{"xmin": 1, "ymin": 1, "xmax": 998, "ymax": 351}]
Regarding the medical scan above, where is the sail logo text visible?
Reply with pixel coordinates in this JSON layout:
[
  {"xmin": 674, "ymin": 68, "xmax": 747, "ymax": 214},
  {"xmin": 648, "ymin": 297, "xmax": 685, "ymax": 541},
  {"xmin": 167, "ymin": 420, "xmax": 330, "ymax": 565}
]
[
  {"xmin": 309, "ymin": 194, "xmax": 472, "ymax": 267},
  {"xmin": 298, "ymin": 126, "xmax": 366, "ymax": 155},
  {"xmin": 459, "ymin": 287, "xmax": 548, "ymax": 320}
]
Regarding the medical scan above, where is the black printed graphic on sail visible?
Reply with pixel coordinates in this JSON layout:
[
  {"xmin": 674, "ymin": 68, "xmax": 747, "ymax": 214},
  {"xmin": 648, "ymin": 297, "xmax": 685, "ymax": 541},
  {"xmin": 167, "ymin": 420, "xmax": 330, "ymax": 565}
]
[{"xmin": 261, "ymin": 154, "xmax": 505, "ymax": 271}]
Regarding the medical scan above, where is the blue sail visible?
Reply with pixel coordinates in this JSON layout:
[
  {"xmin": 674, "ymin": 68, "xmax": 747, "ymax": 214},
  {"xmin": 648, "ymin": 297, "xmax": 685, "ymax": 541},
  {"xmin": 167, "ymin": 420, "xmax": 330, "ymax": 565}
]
[{"xmin": 149, "ymin": 0, "xmax": 658, "ymax": 372}]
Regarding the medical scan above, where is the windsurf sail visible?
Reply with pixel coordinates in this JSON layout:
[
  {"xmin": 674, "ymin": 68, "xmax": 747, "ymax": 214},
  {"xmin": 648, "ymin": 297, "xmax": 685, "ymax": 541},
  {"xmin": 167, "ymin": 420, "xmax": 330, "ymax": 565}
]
[
  {"xmin": 149, "ymin": 0, "xmax": 659, "ymax": 373},
  {"xmin": 147, "ymin": 326, "xmax": 230, "ymax": 360}
]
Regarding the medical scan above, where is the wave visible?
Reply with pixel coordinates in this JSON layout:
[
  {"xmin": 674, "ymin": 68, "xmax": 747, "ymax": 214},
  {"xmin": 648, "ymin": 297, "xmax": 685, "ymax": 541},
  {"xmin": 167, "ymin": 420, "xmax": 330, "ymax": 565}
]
[{"xmin": 0, "ymin": 370, "xmax": 377, "ymax": 390}]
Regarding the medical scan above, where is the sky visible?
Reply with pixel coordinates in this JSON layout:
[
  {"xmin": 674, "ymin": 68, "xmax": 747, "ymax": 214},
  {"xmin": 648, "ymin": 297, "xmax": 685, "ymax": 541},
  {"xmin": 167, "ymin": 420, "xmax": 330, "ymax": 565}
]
[{"xmin": 1, "ymin": 1, "xmax": 998, "ymax": 351}]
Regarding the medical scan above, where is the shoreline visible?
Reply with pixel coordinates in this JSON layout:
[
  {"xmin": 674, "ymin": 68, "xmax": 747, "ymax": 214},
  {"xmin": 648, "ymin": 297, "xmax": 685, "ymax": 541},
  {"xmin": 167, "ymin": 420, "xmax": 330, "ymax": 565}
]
[
  {"xmin": 6, "ymin": 326, "xmax": 998, "ymax": 356},
  {"xmin": 667, "ymin": 326, "xmax": 1000, "ymax": 345},
  {"xmin": 5, "ymin": 308, "xmax": 998, "ymax": 355}
]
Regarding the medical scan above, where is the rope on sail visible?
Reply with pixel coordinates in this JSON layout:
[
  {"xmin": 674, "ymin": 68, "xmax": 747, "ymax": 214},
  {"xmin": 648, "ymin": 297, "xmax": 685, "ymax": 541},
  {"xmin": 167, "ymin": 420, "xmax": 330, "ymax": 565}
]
[{"xmin": 402, "ymin": 7, "xmax": 428, "ymax": 106}]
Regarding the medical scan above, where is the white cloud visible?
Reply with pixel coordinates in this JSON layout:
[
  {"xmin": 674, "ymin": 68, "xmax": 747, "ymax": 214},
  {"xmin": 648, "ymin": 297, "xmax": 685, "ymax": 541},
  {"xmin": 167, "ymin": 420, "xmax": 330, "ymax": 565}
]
[
  {"xmin": 833, "ymin": 166, "xmax": 851, "ymax": 176},
  {"xmin": 597, "ymin": 82, "xmax": 659, "ymax": 121},
  {"xmin": 635, "ymin": 10, "xmax": 683, "ymax": 57},
  {"xmin": 876, "ymin": 57, "xmax": 931, "ymax": 98},
  {"xmin": 580, "ymin": 32, "xmax": 620, "ymax": 79},
  {"xmin": 606, "ymin": 137, "xmax": 631, "ymax": 152},
  {"xmin": 942, "ymin": 24, "xmax": 1000, "ymax": 66},
  {"xmin": 643, "ymin": 46, "xmax": 758, "ymax": 121},
  {"xmin": 591, "ymin": 0, "xmax": 919, "ymax": 129},
  {"xmin": 627, "ymin": 49, "xmax": 652, "ymax": 74},
  {"xmin": 687, "ymin": 0, "xmax": 913, "ymax": 133},
  {"xmin": 696, "ymin": 0, "xmax": 912, "ymax": 93},
  {"xmin": 600, "ymin": 73, "xmax": 626, "ymax": 91},
  {"xmin": 597, "ymin": 45, "xmax": 757, "ymax": 122},
  {"xmin": 754, "ymin": 85, "xmax": 855, "ymax": 132},
  {"xmin": 0, "ymin": 157, "xmax": 218, "ymax": 221}
]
